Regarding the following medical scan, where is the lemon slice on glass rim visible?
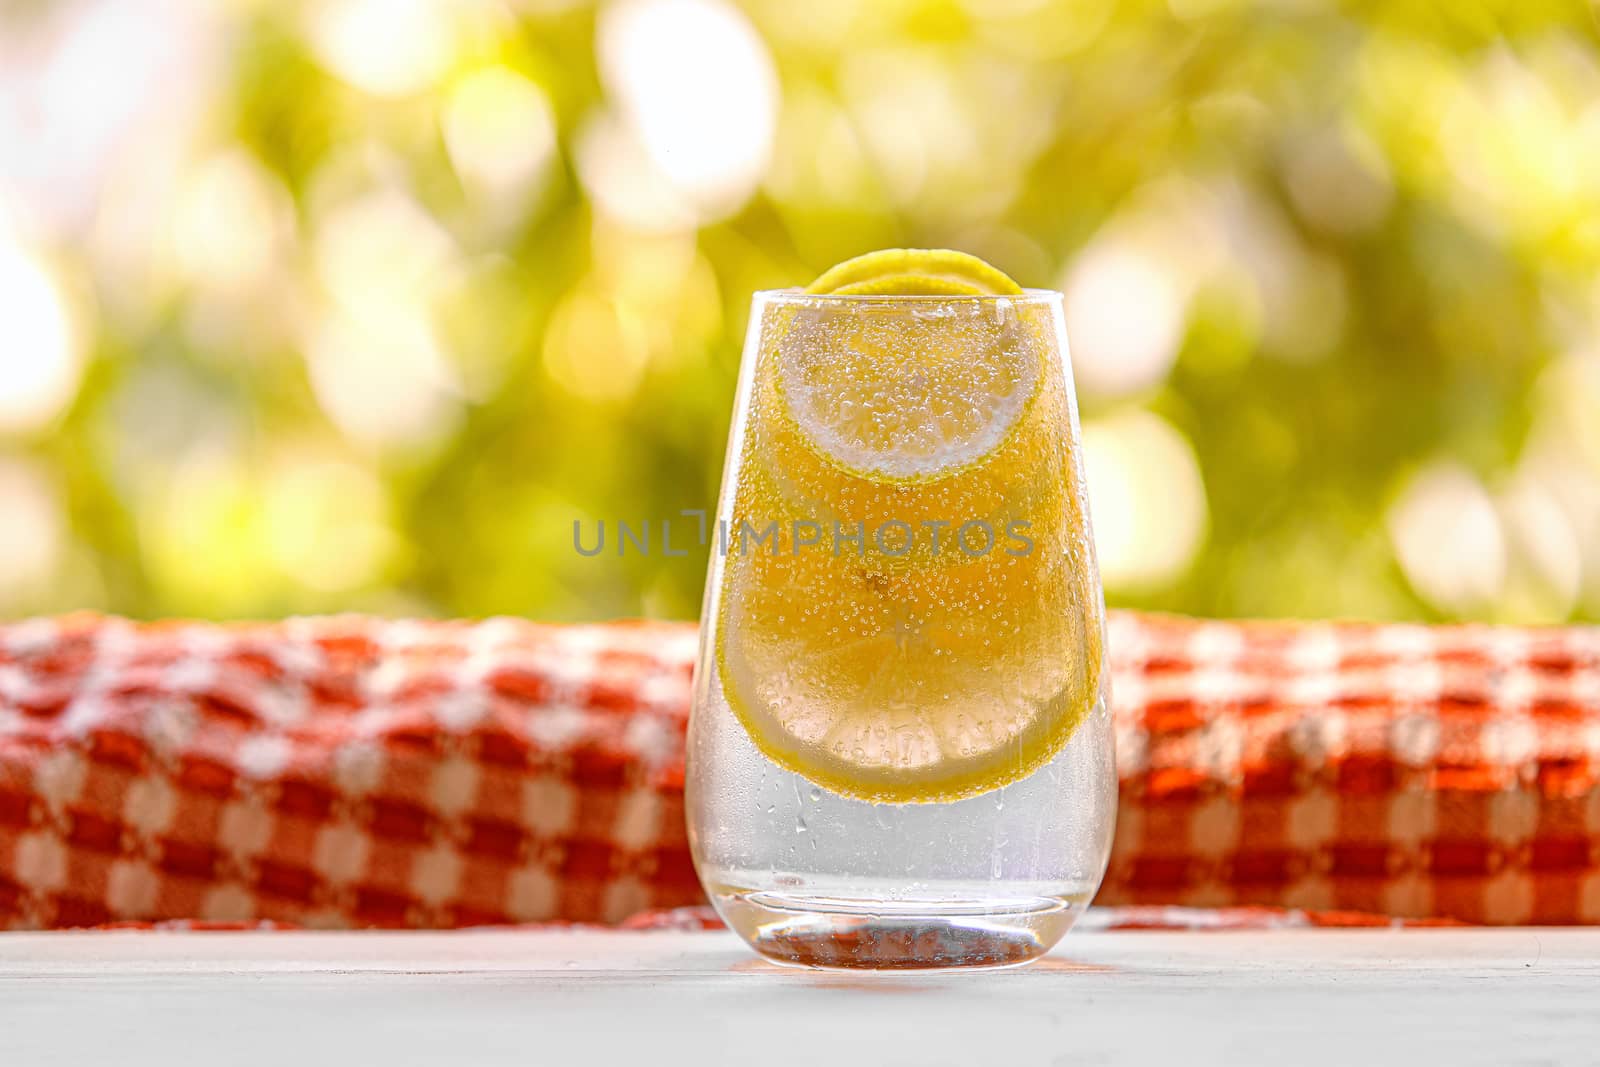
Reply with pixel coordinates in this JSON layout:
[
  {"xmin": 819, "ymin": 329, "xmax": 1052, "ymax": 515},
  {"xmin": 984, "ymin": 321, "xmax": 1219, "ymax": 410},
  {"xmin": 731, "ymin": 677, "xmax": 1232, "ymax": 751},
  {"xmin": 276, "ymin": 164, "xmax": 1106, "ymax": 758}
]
[
  {"xmin": 805, "ymin": 247, "xmax": 1026, "ymax": 298},
  {"xmin": 715, "ymin": 249, "xmax": 1104, "ymax": 805}
]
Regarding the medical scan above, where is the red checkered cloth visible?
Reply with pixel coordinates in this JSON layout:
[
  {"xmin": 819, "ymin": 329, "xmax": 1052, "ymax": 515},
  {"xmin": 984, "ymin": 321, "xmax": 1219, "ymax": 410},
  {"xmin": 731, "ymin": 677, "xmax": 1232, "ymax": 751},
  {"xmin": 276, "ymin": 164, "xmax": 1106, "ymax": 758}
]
[{"xmin": 0, "ymin": 612, "xmax": 1595, "ymax": 929}]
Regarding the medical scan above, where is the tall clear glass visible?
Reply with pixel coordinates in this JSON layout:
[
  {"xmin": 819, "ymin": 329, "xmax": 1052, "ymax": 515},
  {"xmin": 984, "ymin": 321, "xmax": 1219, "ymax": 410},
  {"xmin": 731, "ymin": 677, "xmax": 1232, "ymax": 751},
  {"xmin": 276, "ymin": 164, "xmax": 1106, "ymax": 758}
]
[{"xmin": 687, "ymin": 289, "xmax": 1113, "ymax": 970}]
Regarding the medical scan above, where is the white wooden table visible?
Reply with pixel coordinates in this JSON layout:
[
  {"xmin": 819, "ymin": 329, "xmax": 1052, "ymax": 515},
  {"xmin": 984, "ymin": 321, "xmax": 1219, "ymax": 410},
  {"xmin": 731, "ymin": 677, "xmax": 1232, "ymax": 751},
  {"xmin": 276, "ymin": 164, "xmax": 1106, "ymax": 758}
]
[{"xmin": 3, "ymin": 927, "xmax": 1598, "ymax": 1066}]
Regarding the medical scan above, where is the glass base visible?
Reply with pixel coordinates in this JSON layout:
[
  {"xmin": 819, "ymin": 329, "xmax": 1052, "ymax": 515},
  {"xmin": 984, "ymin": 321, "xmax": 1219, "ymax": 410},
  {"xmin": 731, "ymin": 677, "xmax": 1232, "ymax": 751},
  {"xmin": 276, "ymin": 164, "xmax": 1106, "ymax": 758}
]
[{"xmin": 711, "ymin": 885, "xmax": 1091, "ymax": 971}]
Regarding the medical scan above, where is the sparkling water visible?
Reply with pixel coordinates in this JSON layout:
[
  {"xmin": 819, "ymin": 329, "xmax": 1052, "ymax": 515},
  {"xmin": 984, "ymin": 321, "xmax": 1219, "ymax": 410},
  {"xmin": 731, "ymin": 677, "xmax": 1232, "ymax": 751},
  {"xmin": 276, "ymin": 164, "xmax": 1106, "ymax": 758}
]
[{"xmin": 688, "ymin": 672, "xmax": 1116, "ymax": 969}]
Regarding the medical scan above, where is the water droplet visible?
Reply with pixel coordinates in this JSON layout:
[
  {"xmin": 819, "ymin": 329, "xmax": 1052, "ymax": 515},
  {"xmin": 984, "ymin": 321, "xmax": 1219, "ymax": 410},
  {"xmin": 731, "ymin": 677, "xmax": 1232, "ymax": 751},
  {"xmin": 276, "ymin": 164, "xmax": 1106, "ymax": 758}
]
[
  {"xmin": 808, "ymin": 787, "xmax": 821, "ymax": 802},
  {"xmin": 792, "ymin": 778, "xmax": 808, "ymax": 833}
]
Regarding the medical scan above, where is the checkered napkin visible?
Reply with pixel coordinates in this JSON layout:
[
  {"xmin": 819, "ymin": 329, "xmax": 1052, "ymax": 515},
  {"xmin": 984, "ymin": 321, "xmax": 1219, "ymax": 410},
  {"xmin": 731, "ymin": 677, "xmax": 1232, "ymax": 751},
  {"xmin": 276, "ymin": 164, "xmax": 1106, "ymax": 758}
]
[
  {"xmin": 0, "ymin": 612, "xmax": 1595, "ymax": 929},
  {"xmin": 1107, "ymin": 613, "xmax": 1600, "ymax": 924}
]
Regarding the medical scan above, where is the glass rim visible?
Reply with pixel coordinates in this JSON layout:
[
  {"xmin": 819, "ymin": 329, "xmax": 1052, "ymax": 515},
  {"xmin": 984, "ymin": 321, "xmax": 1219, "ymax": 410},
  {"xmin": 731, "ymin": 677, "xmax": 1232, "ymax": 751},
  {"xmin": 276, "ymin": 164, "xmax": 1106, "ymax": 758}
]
[{"xmin": 753, "ymin": 286, "xmax": 1063, "ymax": 306}]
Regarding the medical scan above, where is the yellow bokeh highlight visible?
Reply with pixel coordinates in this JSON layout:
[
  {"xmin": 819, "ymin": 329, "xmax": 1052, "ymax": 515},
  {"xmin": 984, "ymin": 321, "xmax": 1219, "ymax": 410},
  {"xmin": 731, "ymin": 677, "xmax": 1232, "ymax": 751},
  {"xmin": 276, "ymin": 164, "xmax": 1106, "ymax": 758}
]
[{"xmin": 542, "ymin": 287, "xmax": 651, "ymax": 405}]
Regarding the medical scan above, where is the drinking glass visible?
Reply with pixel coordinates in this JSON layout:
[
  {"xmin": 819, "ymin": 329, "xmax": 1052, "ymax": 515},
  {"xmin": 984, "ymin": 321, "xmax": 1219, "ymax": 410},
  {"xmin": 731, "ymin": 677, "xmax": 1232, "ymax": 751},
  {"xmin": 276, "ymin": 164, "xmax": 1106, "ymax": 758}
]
[{"xmin": 686, "ymin": 288, "xmax": 1114, "ymax": 970}]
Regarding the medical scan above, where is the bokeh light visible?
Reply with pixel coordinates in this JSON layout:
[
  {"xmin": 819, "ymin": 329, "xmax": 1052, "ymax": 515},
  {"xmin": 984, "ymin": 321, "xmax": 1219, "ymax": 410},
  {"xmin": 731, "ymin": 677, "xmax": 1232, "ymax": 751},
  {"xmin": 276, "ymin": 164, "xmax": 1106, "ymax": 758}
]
[
  {"xmin": 596, "ymin": 0, "xmax": 778, "ymax": 222},
  {"xmin": 542, "ymin": 287, "xmax": 651, "ymax": 405},
  {"xmin": 1064, "ymin": 235, "xmax": 1188, "ymax": 399},
  {"xmin": 0, "ymin": 0, "xmax": 1594, "ymax": 626},
  {"xmin": 0, "ymin": 459, "xmax": 64, "ymax": 603},
  {"xmin": 263, "ymin": 452, "xmax": 397, "ymax": 593},
  {"xmin": 1082, "ymin": 411, "xmax": 1208, "ymax": 594},
  {"xmin": 0, "ymin": 233, "xmax": 82, "ymax": 433},
  {"xmin": 1387, "ymin": 463, "xmax": 1507, "ymax": 618},
  {"xmin": 442, "ymin": 67, "xmax": 559, "ymax": 208},
  {"xmin": 171, "ymin": 151, "xmax": 293, "ymax": 291},
  {"xmin": 308, "ymin": 0, "xmax": 458, "ymax": 97}
]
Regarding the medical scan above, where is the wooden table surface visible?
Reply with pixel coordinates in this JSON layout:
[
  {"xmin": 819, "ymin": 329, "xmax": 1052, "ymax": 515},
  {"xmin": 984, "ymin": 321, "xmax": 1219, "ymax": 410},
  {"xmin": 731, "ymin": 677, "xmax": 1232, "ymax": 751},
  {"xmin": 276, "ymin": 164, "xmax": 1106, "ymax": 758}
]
[{"xmin": 3, "ymin": 926, "xmax": 1598, "ymax": 1066}]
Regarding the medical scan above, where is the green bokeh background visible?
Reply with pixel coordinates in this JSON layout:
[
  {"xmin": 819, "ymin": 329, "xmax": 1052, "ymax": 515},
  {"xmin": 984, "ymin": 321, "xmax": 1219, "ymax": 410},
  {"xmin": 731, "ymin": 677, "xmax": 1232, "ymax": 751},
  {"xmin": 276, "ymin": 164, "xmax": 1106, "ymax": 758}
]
[{"xmin": 2, "ymin": 0, "xmax": 1598, "ymax": 624}]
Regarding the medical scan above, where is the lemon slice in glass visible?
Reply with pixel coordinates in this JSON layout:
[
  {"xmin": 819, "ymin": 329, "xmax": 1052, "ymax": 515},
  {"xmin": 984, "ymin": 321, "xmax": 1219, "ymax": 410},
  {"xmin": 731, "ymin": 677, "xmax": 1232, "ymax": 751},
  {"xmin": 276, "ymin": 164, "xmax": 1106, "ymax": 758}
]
[
  {"xmin": 713, "ymin": 249, "xmax": 1104, "ymax": 804},
  {"xmin": 782, "ymin": 250, "xmax": 1038, "ymax": 483},
  {"xmin": 717, "ymin": 542, "xmax": 1100, "ymax": 804}
]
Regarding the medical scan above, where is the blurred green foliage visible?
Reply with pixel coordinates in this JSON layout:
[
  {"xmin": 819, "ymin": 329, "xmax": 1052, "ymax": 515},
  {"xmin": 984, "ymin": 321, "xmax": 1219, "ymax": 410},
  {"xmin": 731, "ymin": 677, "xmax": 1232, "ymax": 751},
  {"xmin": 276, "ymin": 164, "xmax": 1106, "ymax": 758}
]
[{"xmin": 1, "ymin": 0, "xmax": 1598, "ymax": 624}]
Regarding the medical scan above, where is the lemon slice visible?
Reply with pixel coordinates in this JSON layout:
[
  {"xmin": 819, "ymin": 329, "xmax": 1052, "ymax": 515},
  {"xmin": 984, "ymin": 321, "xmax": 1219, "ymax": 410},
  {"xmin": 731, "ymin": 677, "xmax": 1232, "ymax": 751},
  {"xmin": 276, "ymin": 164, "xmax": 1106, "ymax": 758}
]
[
  {"xmin": 717, "ymin": 544, "xmax": 1101, "ymax": 804},
  {"xmin": 712, "ymin": 249, "xmax": 1104, "ymax": 804},
  {"xmin": 806, "ymin": 248, "xmax": 1024, "ymax": 297},
  {"xmin": 781, "ymin": 251, "xmax": 1036, "ymax": 482}
]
